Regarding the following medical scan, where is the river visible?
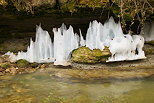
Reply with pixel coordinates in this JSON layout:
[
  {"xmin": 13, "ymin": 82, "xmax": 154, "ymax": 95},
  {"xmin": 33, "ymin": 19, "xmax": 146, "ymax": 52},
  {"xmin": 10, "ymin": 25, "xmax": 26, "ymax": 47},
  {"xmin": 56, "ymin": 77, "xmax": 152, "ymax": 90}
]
[{"xmin": 0, "ymin": 68, "xmax": 154, "ymax": 103}]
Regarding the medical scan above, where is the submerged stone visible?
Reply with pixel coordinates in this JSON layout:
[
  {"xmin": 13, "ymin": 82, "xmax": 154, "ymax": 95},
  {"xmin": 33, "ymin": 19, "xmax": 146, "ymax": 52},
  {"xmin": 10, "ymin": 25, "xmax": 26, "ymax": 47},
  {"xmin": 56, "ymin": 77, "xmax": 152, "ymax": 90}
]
[{"xmin": 71, "ymin": 46, "xmax": 111, "ymax": 63}]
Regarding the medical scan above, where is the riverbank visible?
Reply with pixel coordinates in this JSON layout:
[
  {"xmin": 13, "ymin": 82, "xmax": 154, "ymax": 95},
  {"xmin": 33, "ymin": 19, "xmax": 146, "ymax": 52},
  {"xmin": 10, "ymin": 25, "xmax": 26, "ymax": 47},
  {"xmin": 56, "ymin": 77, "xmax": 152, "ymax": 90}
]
[
  {"xmin": 0, "ymin": 58, "xmax": 154, "ymax": 80},
  {"xmin": 0, "ymin": 43, "xmax": 154, "ymax": 80},
  {"xmin": 48, "ymin": 43, "xmax": 154, "ymax": 80},
  {"xmin": 44, "ymin": 54, "xmax": 154, "ymax": 80}
]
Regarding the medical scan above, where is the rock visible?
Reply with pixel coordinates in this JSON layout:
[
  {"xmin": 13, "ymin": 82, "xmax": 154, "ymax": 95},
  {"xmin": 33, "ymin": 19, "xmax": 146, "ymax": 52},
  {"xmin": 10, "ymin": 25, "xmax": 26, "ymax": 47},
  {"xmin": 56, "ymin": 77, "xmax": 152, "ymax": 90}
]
[
  {"xmin": 30, "ymin": 62, "xmax": 39, "ymax": 68},
  {"xmin": 5, "ymin": 68, "xmax": 10, "ymax": 72},
  {"xmin": 4, "ymin": 67, "xmax": 17, "ymax": 75},
  {"xmin": 54, "ymin": 61, "xmax": 71, "ymax": 67},
  {"xmin": 0, "ymin": 68, "xmax": 5, "ymax": 72},
  {"xmin": 27, "ymin": 68, "xmax": 36, "ymax": 73},
  {"xmin": 9, "ymin": 68, "xmax": 17, "ymax": 75},
  {"xmin": 16, "ymin": 59, "xmax": 29, "ymax": 68},
  {"xmin": 71, "ymin": 46, "xmax": 111, "ymax": 63},
  {"xmin": 0, "ymin": 63, "xmax": 11, "ymax": 69},
  {"xmin": 40, "ymin": 64, "xmax": 46, "ymax": 68},
  {"xmin": 0, "ymin": 55, "xmax": 10, "ymax": 63},
  {"xmin": 54, "ymin": 65, "xmax": 72, "ymax": 69}
]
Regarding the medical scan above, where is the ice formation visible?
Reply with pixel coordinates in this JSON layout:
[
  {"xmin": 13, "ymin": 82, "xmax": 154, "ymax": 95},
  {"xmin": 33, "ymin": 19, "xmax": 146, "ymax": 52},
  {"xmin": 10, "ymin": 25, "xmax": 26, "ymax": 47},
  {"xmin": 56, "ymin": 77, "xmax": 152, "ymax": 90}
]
[
  {"xmin": 108, "ymin": 34, "xmax": 145, "ymax": 61},
  {"xmin": 6, "ymin": 26, "xmax": 54, "ymax": 63},
  {"xmin": 85, "ymin": 17, "xmax": 123, "ymax": 50},
  {"xmin": 53, "ymin": 24, "xmax": 79, "ymax": 65},
  {"xmin": 5, "ymin": 17, "xmax": 146, "ymax": 65}
]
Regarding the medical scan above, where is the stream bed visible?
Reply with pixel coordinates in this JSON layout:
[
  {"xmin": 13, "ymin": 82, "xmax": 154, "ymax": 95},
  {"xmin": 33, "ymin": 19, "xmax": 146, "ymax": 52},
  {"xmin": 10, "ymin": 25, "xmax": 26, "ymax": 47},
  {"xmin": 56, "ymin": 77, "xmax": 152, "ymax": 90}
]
[{"xmin": 0, "ymin": 69, "xmax": 154, "ymax": 103}]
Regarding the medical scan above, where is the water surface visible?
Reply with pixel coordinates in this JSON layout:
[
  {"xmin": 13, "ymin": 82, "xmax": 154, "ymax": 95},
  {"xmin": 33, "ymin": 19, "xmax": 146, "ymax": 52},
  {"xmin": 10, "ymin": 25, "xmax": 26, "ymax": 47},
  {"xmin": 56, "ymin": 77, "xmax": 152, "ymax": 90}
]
[{"xmin": 0, "ymin": 70, "xmax": 154, "ymax": 103}]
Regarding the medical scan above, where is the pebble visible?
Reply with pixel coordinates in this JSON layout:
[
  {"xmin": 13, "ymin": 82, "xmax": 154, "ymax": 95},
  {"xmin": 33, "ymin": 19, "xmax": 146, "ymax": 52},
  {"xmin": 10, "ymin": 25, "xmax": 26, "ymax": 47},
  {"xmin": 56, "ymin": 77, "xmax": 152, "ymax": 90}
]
[
  {"xmin": 40, "ymin": 64, "xmax": 46, "ymax": 68},
  {"xmin": 5, "ymin": 69, "xmax": 10, "ymax": 72}
]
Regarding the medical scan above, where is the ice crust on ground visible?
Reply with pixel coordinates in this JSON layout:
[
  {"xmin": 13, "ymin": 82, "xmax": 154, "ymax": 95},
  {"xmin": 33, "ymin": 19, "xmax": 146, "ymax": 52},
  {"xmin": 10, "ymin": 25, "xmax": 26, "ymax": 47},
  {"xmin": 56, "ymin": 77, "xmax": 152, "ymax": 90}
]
[{"xmin": 5, "ymin": 17, "xmax": 146, "ymax": 65}]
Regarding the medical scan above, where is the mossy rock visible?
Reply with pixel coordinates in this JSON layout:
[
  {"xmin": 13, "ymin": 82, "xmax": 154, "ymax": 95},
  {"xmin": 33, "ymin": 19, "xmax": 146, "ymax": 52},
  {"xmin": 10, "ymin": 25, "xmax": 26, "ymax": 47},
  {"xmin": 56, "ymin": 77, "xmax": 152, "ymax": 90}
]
[
  {"xmin": 1, "ymin": 63, "xmax": 11, "ymax": 69},
  {"xmin": 16, "ymin": 59, "xmax": 29, "ymax": 68},
  {"xmin": 71, "ymin": 46, "xmax": 111, "ymax": 64}
]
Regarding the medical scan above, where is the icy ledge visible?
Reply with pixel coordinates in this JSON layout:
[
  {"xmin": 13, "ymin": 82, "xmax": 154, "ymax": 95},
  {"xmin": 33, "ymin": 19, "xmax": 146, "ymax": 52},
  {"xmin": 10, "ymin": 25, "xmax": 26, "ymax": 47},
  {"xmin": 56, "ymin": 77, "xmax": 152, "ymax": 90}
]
[{"xmin": 5, "ymin": 17, "xmax": 146, "ymax": 66}]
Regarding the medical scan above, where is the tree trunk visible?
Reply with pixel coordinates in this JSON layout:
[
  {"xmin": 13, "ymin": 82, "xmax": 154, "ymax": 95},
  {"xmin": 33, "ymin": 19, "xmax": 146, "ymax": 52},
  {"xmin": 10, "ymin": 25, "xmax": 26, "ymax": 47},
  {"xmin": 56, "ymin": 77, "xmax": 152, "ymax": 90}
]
[{"xmin": 55, "ymin": 0, "xmax": 60, "ymax": 9}]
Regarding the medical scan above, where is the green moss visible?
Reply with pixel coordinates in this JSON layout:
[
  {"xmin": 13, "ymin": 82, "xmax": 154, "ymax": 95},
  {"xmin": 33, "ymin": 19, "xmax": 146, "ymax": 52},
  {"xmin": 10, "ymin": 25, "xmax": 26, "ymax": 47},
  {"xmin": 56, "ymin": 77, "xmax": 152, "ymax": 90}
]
[
  {"xmin": 43, "ymin": 93, "xmax": 65, "ymax": 103},
  {"xmin": 145, "ymin": 41, "xmax": 154, "ymax": 45},
  {"xmin": 71, "ymin": 46, "xmax": 111, "ymax": 64},
  {"xmin": 16, "ymin": 59, "xmax": 29, "ymax": 68},
  {"xmin": 72, "ymin": 46, "xmax": 95, "ymax": 63},
  {"xmin": 1, "ymin": 63, "xmax": 11, "ymax": 69},
  {"xmin": 144, "ymin": 43, "xmax": 154, "ymax": 55},
  {"xmin": 144, "ymin": 48, "xmax": 154, "ymax": 55}
]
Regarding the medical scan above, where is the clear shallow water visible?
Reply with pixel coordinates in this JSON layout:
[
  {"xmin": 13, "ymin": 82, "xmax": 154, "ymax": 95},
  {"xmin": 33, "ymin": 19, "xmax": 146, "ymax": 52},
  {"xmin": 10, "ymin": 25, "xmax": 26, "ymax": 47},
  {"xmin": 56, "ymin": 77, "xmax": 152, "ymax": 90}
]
[{"xmin": 0, "ymin": 70, "xmax": 154, "ymax": 103}]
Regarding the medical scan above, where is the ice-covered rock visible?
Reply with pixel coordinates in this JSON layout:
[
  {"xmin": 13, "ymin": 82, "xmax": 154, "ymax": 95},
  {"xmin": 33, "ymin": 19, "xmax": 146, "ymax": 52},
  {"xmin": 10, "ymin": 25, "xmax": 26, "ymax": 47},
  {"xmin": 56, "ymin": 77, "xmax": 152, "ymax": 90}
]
[{"xmin": 108, "ymin": 34, "xmax": 146, "ymax": 62}]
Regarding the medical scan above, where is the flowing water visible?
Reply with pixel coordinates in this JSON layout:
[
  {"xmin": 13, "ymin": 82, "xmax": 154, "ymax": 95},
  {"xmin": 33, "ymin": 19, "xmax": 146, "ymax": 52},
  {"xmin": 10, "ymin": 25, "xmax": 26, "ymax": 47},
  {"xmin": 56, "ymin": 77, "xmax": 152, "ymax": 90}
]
[{"xmin": 0, "ymin": 69, "xmax": 154, "ymax": 103}]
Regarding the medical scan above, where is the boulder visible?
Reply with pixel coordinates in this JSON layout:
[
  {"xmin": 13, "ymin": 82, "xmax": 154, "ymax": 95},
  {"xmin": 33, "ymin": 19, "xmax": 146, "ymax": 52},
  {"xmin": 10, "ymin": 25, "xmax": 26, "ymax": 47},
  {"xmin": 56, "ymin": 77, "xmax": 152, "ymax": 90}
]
[
  {"xmin": 71, "ymin": 46, "xmax": 111, "ymax": 63},
  {"xmin": 16, "ymin": 59, "xmax": 29, "ymax": 68}
]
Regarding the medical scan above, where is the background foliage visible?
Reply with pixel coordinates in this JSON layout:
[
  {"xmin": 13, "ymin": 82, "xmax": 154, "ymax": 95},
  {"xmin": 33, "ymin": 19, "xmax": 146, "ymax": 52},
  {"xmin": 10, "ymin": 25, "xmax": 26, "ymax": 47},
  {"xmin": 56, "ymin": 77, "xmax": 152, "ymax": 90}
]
[{"xmin": 0, "ymin": 0, "xmax": 154, "ymax": 34}]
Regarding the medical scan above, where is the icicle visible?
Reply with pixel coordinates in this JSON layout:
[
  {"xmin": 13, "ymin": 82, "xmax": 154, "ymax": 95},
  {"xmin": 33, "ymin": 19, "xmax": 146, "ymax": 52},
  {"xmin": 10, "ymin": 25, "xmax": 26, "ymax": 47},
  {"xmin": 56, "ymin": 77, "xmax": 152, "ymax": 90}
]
[{"xmin": 5, "ymin": 17, "xmax": 146, "ymax": 65}]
